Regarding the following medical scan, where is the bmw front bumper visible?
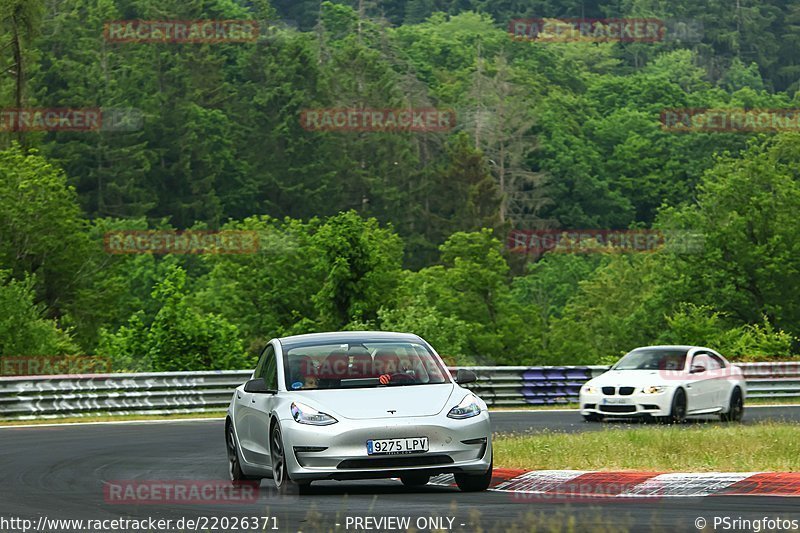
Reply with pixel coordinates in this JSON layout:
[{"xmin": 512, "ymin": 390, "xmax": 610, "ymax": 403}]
[{"xmin": 580, "ymin": 390, "xmax": 674, "ymax": 417}]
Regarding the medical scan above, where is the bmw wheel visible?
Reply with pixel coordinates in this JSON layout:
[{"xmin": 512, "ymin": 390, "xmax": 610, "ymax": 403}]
[
  {"xmin": 659, "ymin": 388, "xmax": 687, "ymax": 424},
  {"xmin": 720, "ymin": 388, "xmax": 744, "ymax": 422}
]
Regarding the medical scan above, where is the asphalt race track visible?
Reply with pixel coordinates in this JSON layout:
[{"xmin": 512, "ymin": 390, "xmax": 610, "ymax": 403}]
[{"xmin": 1, "ymin": 407, "xmax": 799, "ymax": 533}]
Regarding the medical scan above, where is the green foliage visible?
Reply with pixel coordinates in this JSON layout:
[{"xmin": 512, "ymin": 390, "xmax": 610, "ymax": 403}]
[
  {"xmin": 657, "ymin": 304, "xmax": 795, "ymax": 362},
  {"xmin": 5, "ymin": 0, "xmax": 800, "ymax": 371},
  {"xmin": 0, "ymin": 271, "xmax": 77, "ymax": 356},
  {"xmin": 100, "ymin": 266, "xmax": 250, "ymax": 372},
  {"xmin": 312, "ymin": 211, "xmax": 404, "ymax": 330}
]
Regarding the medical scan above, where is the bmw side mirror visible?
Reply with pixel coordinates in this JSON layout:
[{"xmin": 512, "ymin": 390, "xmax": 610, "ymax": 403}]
[
  {"xmin": 455, "ymin": 369, "xmax": 477, "ymax": 385},
  {"xmin": 244, "ymin": 378, "xmax": 274, "ymax": 393},
  {"xmin": 690, "ymin": 365, "xmax": 706, "ymax": 374}
]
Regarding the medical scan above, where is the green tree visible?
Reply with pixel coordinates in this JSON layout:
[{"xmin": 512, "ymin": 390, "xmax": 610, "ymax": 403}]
[
  {"xmin": 0, "ymin": 271, "xmax": 76, "ymax": 356},
  {"xmin": 100, "ymin": 266, "xmax": 250, "ymax": 371},
  {"xmin": 312, "ymin": 211, "xmax": 404, "ymax": 329}
]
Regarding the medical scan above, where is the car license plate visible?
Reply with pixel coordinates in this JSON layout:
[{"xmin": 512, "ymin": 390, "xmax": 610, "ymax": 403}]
[
  {"xmin": 367, "ymin": 437, "xmax": 428, "ymax": 455},
  {"xmin": 603, "ymin": 398, "xmax": 632, "ymax": 405}
]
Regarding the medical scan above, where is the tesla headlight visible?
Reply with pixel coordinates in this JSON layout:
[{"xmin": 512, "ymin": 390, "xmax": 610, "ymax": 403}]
[
  {"xmin": 642, "ymin": 386, "xmax": 666, "ymax": 394},
  {"xmin": 447, "ymin": 394, "xmax": 481, "ymax": 419},
  {"xmin": 290, "ymin": 402, "xmax": 338, "ymax": 426},
  {"xmin": 581, "ymin": 385, "xmax": 598, "ymax": 394}
]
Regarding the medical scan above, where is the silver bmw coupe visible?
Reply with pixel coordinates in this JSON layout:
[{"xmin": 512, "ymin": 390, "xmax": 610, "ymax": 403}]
[{"xmin": 225, "ymin": 331, "xmax": 492, "ymax": 494}]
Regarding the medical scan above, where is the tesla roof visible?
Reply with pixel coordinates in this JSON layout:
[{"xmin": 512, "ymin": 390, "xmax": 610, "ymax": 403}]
[{"xmin": 278, "ymin": 330, "xmax": 423, "ymax": 349}]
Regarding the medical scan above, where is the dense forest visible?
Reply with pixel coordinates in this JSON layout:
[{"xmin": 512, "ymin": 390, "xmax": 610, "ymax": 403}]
[{"xmin": 1, "ymin": 0, "xmax": 800, "ymax": 370}]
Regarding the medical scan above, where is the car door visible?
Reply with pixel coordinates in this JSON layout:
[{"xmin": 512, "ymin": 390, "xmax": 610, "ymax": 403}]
[
  {"xmin": 704, "ymin": 351, "xmax": 727, "ymax": 409},
  {"xmin": 238, "ymin": 343, "xmax": 279, "ymax": 466},
  {"xmin": 686, "ymin": 352, "xmax": 715, "ymax": 411},
  {"xmin": 243, "ymin": 343, "xmax": 280, "ymax": 467},
  {"xmin": 233, "ymin": 349, "xmax": 266, "ymax": 458}
]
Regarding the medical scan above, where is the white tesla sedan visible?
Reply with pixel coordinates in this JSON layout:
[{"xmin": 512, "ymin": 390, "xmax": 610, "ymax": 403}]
[
  {"xmin": 579, "ymin": 345, "xmax": 746, "ymax": 423},
  {"xmin": 226, "ymin": 331, "xmax": 492, "ymax": 493}
]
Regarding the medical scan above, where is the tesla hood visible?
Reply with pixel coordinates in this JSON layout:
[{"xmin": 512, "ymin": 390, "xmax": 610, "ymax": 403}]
[{"xmin": 292, "ymin": 383, "xmax": 456, "ymax": 419}]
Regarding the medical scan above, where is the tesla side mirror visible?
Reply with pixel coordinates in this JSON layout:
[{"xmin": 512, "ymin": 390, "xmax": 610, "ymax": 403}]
[
  {"xmin": 455, "ymin": 369, "xmax": 477, "ymax": 385},
  {"xmin": 690, "ymin": 364, "xmax": 706, "ymax": 374},
  {"xmin": 244, "ymin": 378, "xmax": 274, "ymax": 393}
]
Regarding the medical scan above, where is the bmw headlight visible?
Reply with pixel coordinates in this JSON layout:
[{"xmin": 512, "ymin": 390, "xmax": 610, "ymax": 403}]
[
  {"xmin": 642, "ymin": 385, "xmax": 666, "ymax": 394},
  {"xmin": 290, "ymin": 402, "xmax": 338, "ymax": 425},
  {"xmin": 447, "ymin": 394, "xmax": 481, "ymax": 419},
  {"xmin": 581, "ymin": 385, "xmax": 598, "ymax": 395}
]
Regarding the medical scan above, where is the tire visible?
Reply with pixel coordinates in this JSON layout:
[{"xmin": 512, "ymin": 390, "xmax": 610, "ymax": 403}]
[
  {"xmin": 226, "ymin": 421, "xmax": 259, "ymax": 483},
  {"xmin": 583, "ymin": 413, "xmax": 603, "ymax": 422},
  {"xmin": 270, "ymin": 422, "xmax": 312, "ymax": 495},
  {"xmin": 454, "ymin": 460, "xmax": 492, "ymax": 492},
  {"xmin": 659, "ymin": 388, "xmax": 687, "ymax": 424},
  {"xmin": 400, "ymin": 473, "xmax": 430, "ymax": 487},
  {"xmin": 720, "ymin": 387, "xmax": 744, "ymax": 423},
  {"xmin": 270, "ymin": 423, "xmax": 290, "ymax": 492}
]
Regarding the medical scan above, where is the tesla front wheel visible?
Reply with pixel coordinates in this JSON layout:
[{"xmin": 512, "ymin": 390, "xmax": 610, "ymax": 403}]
[
  {"xmin": 270, "ymin": 423, "xmax": 312, "ymax": 495},
  {"xmin": 400, "ymin": 473, "xmax": 430, "ymax": 487},
  {"xmin": 583, "ymin": 413, "xmax": 603, "ymax": 422},
  {"xmin": 454, "ymin": 460, "xmax": 492, "ymax": 492},
  {"xmin": 720, "ymin": 388, "xmax": 744, "ymax": 422}
]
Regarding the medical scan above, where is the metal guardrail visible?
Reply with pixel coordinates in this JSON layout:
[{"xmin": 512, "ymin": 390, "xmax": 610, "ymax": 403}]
[{"xmin": 0, "ymin": 362, "xmax": 798, "ymax": 419}]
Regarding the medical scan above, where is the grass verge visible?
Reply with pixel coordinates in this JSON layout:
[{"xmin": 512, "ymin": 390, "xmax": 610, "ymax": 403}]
[
  {"xmin": 0, "ymin": 411, "xmax": 225, "ymax": 427},
  {"xmin": 494, "ymin": 421, "xmax": 800, "ymax": 472}
]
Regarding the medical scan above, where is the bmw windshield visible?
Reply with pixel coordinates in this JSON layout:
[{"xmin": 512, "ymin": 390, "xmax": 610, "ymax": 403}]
[
  {"xmin": 282, "ymin": 341, "xmax": 450, "ymax": 390},
  {"xmin": 612, "ymin": 349, "xmax": 688, "ymax": 371}
]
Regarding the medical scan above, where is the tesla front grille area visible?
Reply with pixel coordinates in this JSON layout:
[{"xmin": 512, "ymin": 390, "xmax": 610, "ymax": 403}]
[{"xmin": 337, "ymin": 455, "xmax": 454, "ymax": 469}]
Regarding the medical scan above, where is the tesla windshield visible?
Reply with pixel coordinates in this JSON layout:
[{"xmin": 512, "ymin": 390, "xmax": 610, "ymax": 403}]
[
  {"xmin": 612, "ymin": 349, "xmax": 687, "ymax": 371},
  {"xmin": 283, "ymin": 342, "xmax": 449, "ymax": 390}
]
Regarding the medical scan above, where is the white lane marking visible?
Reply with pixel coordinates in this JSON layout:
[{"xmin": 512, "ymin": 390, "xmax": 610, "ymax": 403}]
[
  {"xmin": 493, "ymin": 470, "xmax": 590, "ymax": 493},
  {"xmin": 491, "ymin": 409, "xmax": 581, "ymax": 413},
  {"xmin": 617, "ymin": 472, "xmax": 761, "ymax": 498},
  {"xmin": 492, "ymin": 404, "xmax": 800, "ymax": 413},
  {"xmin": 0, "ymin": 417, "xmax": 224, "ymax": 429},
  {"xmin": 429, "ymin": 474, "xmax": 455, "ymax": 486},
  {"xmin": 467, "ymin": 470, "xmax": 773, "ymax": 498}
]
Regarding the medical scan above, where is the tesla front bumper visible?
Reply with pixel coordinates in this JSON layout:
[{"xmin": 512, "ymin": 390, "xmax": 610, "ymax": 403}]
[
  {"xmin": 580, "ymin": 389, "xmax": 673, "ymax": 417},
  {"xmin": 279, "ymin": 411, "xmax": 492, "ymax": 481}
]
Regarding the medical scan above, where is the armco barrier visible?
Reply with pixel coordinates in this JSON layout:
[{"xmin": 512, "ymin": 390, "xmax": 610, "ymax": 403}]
[{"xmin": 0, "ymin": 363, "xmax": 798, "ymax": 419}]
